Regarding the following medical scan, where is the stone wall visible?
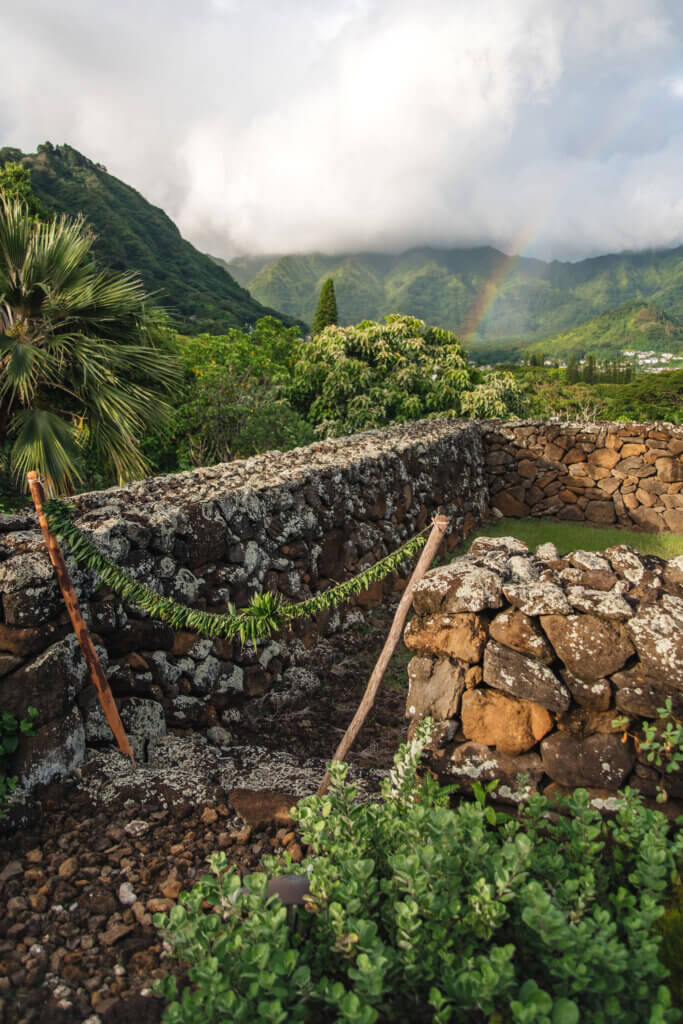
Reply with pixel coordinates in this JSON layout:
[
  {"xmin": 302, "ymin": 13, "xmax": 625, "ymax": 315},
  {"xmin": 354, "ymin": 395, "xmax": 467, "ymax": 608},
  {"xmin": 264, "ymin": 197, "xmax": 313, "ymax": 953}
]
[
  {"xmin": 2, "ymin": 415, "xmax": 682, "ymax": 798},
  {"xmin": 483, "ymin": 420, "xmax": 683, "ymax": 532},
  {"xmin": 404, "ymin": 536, "xmax": 683, "ymax": 812},
  {"xmin": 0, "ymin": 420, "xmax": 487, "ymax": 791}
]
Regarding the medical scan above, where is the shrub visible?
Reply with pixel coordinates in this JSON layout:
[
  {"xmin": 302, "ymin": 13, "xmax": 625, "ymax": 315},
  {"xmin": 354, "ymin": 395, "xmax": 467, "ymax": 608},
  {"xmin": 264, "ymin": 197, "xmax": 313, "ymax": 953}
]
[
  {"xmin": 154, "ymin": 722, "xmax": 683, "ymax": 1023},
  {"xmin": 0, "ymin": 706, "xmax": 38, "ymax": 817}
]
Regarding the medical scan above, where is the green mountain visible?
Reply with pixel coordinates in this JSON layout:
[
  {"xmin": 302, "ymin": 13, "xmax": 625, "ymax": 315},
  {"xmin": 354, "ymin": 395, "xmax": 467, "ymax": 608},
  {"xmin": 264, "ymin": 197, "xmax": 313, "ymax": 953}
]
[
  {"xmin": 0, "ymin": 142, "xmax": 301, "ymax": 334},
  {"xmin": 225, "ymin": 244, "xmax": 683, "ymax": 343},
  {"xmin": 523, "ymin": 302, "xmax": 683, "ymax": 362}
]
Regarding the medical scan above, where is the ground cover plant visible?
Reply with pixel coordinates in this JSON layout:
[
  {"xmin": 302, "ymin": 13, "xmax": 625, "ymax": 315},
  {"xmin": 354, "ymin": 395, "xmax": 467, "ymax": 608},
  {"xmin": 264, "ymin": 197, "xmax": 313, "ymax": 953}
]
[
  {"xmin": 0, "ymin": 706, "xmax": 37, "ymax": 818},
  {"xmin": 153, "ymin": 721, "xmax": 683, "ymax": 1024},
  {"xmin": 455, "ymin": 517, "xmax": 683, "ymax": 559}
]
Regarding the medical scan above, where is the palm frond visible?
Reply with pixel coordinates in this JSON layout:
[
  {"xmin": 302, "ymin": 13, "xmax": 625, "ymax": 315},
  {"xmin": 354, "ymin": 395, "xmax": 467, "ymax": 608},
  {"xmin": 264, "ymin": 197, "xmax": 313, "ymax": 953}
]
[{"xmin": 10, "ymin": 408, "xmax": 83, "ymax": 494}]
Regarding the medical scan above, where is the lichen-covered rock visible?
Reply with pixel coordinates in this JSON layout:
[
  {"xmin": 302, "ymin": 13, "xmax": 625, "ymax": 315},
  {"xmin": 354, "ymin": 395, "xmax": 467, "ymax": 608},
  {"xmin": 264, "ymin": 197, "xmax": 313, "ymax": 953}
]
[
  {"xmin": 460, "ymin": 689, "xmax": 553, "ymax": 756},
  {"xmin": 540, "ymin": 733, "xmax": 634, "ymax": 789},
  {"xmin": 540, "ymin": 614, "xmax": 634, "ymax": 681},
  {"xmin": 489, "ymin": 608, "xmax": 554, "ymax": 663},
  {"xmin": 406, "ymin": 656, "xmax": 466, "ymax": 724},
  {"xmin": 14, "ymin": 705, "xmax": 85, "ymax": 790},
  {"xmin": 413, "ymin": 565, "xmax": 503, "ymax": 615},
  {"xmin": 626, "ymin": 604, "xmax": 683, "ymax": 688},
  {"xmin": 404, "ymin": 613, "xmax": 487, "ymax": 663},
  {"xmin": 440, "ymin": 741, "xmax": 544, "ymax": 801},
  {"xmin": 502, "ymin": 581, "xmax": 571, "ymax": 616},
  {"xmin": 612, "ymin": 667, "xmax": 683, "ymax": 718},
  {"xmin": 605, "ymin": 546, "xmax": 645, "ymax": 584},
  {"xmin": 483, "ymin": 639, "xmax": 570, "ymax": 711},
  {"xmin": 565, "ymin": 586, "xmax": 632, "ymax": 620},
  {"xmin": 0, "ymin": 635, "xmax": 90, "ymax": 721}
]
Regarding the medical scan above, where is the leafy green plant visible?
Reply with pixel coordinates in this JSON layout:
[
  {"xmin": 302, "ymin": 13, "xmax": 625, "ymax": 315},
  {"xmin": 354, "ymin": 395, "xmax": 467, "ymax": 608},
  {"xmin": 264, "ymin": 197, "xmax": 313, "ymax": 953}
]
[
  {"xmin": 154, "ymin": 720, "xmax": 683, "ymax": 1023},
  {"xmin": 613, "ymin": 698, "xmax": 683, "ymax": 803},
  {"xmin": 0, "ymin": 706, "xmax": 38, "ymax": 817}
]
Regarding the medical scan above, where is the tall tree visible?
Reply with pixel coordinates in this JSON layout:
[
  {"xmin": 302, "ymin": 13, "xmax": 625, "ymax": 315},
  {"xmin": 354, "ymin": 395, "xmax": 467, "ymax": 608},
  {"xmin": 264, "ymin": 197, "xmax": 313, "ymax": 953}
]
[
  {"xmin": 311, "ymin": 277, "xmax": 338, "ymax": 335},
  {"xmin": 0, "ymin": 197, "xmax": 181, "ymax": 494}
]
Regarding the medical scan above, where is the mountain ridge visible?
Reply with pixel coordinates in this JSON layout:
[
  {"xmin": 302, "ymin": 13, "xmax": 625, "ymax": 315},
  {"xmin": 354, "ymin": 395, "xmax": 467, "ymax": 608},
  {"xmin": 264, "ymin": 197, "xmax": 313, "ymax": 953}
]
[
  {"xmin": 223, "ymin": 243, "xmax": 683, "ymax": 343},
  {"xmin": 0, "ymin": 142, "xmax": 303, "ymax": 335}
]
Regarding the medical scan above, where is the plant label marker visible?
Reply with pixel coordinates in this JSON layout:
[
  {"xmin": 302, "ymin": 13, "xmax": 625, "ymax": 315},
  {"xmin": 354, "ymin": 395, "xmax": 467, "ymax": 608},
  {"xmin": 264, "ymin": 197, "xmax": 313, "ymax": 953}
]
[
  {"xmin": 317, "ymin": 513, "xmax": 449, "ymax": 796},
  {"xmin": 27, "ymin": 473, "xmax": 136, "ymax": 769}
]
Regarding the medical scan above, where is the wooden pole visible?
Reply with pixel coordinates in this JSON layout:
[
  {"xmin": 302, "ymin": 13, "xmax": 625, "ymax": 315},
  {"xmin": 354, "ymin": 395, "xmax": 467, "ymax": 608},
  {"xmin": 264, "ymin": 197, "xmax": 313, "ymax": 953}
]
[
  {"xmin": 317, "ymin": 514, "xmax": 449, "ymax": 796},
  {"xmin": 27, "ymin": 472, "xmax": 136, "ymax": 769}
]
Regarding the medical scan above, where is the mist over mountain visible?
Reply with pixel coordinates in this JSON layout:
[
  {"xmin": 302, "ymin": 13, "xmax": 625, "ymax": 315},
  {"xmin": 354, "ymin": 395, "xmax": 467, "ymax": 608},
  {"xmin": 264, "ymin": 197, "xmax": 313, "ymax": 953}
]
[
  {"xmin": 225, "ymin": 246, "xmax": 683, "ymax": 346},
  {"xmin": 0, "ymin": 143, "xmax": 302, "ymax": 334}
]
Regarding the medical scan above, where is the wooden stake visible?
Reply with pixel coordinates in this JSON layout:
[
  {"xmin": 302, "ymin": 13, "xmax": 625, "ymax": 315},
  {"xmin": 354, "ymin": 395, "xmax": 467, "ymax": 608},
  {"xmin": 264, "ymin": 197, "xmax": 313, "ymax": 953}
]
[
  {"xmin": 317, "ymin": 513, "xmax": 449, "ymax": 796},
  {"xmin": 27, "ymin": 472, "xmax": 136, "ymax": 768}
]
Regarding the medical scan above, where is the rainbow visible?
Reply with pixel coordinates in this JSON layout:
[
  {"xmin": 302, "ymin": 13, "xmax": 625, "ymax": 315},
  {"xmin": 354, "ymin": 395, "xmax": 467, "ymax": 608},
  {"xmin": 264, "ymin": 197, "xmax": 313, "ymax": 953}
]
[{"xmin": 460, "ymin": 222, "xmax": 539, "ymax": 343}]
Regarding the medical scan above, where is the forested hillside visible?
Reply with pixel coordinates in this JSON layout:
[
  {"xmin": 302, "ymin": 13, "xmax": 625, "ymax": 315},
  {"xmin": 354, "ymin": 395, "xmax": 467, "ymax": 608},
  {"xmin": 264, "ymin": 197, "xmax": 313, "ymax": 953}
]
[
  {"xmin": 225, "ymin": 244, "xmax": 683, "ymax": 343},
  {"xmin": 0, "ymin": 143, "xmax": 301, "ymax": 334},
  {"xmin": 522, "ymin": 302, "xmax": 683, "ymax": 362}
]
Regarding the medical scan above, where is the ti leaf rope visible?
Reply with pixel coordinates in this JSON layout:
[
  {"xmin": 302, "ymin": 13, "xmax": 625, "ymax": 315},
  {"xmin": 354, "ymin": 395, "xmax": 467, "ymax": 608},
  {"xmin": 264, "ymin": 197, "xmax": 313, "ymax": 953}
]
[{"xmin": 43, "ymin": 499, "xmax": 429, "ymax": 647}]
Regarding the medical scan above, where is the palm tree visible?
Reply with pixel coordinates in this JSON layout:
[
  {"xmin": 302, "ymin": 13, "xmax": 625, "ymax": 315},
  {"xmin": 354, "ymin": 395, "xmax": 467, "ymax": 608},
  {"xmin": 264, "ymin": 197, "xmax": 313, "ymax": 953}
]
[{"xmin": 0, "ymin": 197, "xmax": 181, "ymax": 494}]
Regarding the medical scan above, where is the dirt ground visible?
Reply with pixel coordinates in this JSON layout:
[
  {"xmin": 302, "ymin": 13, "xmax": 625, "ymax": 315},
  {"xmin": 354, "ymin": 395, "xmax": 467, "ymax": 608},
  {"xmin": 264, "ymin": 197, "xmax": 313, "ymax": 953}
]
[{"xmin": 0, "ymin": 605, "xmax": 409, "ymax": 1024}]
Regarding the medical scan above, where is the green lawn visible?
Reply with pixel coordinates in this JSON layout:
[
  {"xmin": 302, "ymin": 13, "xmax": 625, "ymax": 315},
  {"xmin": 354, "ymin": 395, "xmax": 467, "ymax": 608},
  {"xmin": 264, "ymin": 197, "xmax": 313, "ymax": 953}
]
[{"xmin": 457, "ymin": 516, "xmax": 683, "ymax": 558}]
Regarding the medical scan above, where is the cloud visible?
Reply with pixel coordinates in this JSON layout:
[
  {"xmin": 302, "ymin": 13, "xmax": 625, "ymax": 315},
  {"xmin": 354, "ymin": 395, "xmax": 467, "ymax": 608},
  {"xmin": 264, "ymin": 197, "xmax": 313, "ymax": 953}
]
[{"xmin": 2, "ymin": 0, "xmax": 683, "ymax": 260}]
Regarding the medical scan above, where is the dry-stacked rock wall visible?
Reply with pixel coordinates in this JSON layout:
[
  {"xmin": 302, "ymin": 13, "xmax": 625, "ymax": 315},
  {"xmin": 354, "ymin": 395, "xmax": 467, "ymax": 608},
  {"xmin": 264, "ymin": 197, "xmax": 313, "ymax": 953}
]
[
  {"xmin": 483, "ymin": 421, "xmax": 683, "ymax": 532},
  {"xmin": 0, "ymin": 420, "xmax": 486, "ymax": 791},
  {"xmin": 405, "ymin": 536, "xmax": 683, "ymax": 810}
]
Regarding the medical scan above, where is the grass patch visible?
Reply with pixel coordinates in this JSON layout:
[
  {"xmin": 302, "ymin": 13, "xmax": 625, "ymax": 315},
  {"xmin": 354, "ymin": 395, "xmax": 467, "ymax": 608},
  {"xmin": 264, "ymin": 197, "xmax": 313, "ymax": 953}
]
[{"xmin": 456, "ymin": 517, "xmax": 683, "ymax": 558}]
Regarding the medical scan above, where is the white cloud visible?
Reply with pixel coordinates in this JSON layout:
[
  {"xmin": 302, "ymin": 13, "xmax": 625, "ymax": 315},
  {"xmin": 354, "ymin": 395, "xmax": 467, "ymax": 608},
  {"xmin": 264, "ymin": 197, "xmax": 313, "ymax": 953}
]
[{"xmin": 1, "ymin": 0, "xmax": 683, "ymax": 260}]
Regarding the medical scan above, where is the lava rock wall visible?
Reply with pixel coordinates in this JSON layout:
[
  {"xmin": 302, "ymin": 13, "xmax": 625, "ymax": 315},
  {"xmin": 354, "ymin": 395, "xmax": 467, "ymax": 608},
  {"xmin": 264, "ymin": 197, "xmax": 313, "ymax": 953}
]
[
  {"xmin": 0, "ymin": 420, "xmax": 486, "ymax": 790},
  {"xmin": 483, "ymin": 420, "xmax": 683, "ymax": 531},
  {"xmin": 405, "ymin": 536, "xmax": 683, "ymax": 813}
]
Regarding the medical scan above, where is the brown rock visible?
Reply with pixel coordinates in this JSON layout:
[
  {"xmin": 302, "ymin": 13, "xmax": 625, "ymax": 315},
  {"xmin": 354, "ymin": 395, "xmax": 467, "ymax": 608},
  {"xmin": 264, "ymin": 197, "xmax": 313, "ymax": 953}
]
[
  {"xmin": 663, "ymin": 509, "xmax": 683, "ymax": 532},
  {"xmin": 540, "ymin": 614, "xmax": 634, "ymax": 681},
  {"xmin": 614, "ymin": 456, "xmax": 656, "ymax": 478},
  {"xmin": 406, "ymin": 656, "xmax": 467, "ymax": 723},
  {"xmin": 98, "ymin": 921, "xmax": 134, "ymax": 945},
  {"xmin": 620, "ymin": 443, "xmax": 646, "ymax": 458},
  {"xmin": 518, "ymin": 459, "xmax": 537, "ymax": 479},
  {"xmin": 556, "ymin": 707, "xmax": 624, "ymax": 737},
  {"xmin": 656, "ymin": 457, "xmax": 683, "ymax": 483},
  {"xmin": 106, "ymin": 619, "xmax": 173, "ymax": 658},
  {"xmin": 229, "ymin": 788, "xmax": 298, "ymax": 828},
  {"xmin": 160, "ymin": 875, "xmax": 183, "ymax": 900},
  {"xmin": 588, "ymin": 449, "xmax": 621, "ymax": 469},
  {"xmin": 58, "ymin": 856, "xmax": 78, "ymax": 879},
  {"xmin": 404, "ymin": 613, "xmax": 487, "ymax": 663},
  {"xmin": 561, "ymin": 669, "xmax": 611, "ymax": 710},
  {"xmin": 629, "ymin": 506, "xmax": 666, "ymax": 532},
  {"xmin": 540, "ymin": 733, "xmax": 634, "ymax": 790},
  {"xmin": 493, "ymin": 491, "xmax": 530, "ymax": 517},
  {"xmin": 489, "ymin": 609, "xmax": 554, "ymax": 663},
  {"xmin": 0, "ymin": 654, "xmax": 22, "ymax": 679},
  {"xmin": 636, "ymin": 487, "xmax": 656, "ymax": 508},
  {"xmin": 146, "ymin": 898, "xmax": 174, "ymax": 914},
  {"xmin": 564, "ymin": 446, "xmax": 586, "ymax": 463},
  {"xmin": 596, "ymin": 477, "xmax": 622, "ymax": 496},
  {"xmin": 584, "ymin": 501, "xmax": 616, "ymax": 524},
  {"xmin": 483, "ymin": 640, "xmax": 570, "ymax": 711},
  {"xmin": 200, "ymin": 807, "xmax": 218, "ymax": 825},
  {"xmin": 612, "ymin": 667, "xmax": 683, "ymax": 718},
  {"xmin": 461, "ymin": 689, "xmax": 553, "ymax": 755}
]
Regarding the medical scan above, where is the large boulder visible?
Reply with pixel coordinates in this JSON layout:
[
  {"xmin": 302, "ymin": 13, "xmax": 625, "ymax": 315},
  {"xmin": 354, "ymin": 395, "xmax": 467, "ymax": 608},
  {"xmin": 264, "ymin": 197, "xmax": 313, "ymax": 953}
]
[
  {"xmin": 460, "ymin": 689, "xmax": 553, "ymax": 756},
  {"xmin": 540, "ymin": 614, "xmax": 634, "ymax": 681},
  {"xmin": 540, "ymin": 733, "xmax": 634, "ymax": 790},
  {"xmin": 626, "ymin": 602, "xmax": 683, "ymax": 688}
]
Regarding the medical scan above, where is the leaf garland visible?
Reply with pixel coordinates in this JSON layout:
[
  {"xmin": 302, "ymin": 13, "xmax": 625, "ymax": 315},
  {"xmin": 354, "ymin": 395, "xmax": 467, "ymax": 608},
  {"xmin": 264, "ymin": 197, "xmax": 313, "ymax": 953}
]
[{"xmin": 43, "ymin": 499, "xmax": 428, "ymax": 647}]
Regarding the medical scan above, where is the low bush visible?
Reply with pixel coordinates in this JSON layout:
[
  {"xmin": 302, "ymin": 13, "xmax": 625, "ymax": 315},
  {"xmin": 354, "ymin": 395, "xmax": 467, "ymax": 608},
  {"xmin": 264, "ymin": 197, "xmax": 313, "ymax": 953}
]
[{"xmin": 154, "ymin": 722, "xmax": 683, "ymax": 1023}]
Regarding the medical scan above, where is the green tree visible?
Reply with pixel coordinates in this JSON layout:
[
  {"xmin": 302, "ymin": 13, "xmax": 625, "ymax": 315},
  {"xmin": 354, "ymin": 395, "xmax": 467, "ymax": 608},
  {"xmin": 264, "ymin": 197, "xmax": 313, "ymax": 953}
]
[
  {"xmin": 0, "ymin": 197, "xmax": 181, "ymax": 494},
  {"xmin": 0, "ymin": 162, "xmax": 50, "ymax": 220},
  {"xmin": 311, "ymin": 277, "xmax": 338, "ymax": 335},
  {"xmin": 287, "ymin": 314, "xmax": 477, "ymax": 436}
]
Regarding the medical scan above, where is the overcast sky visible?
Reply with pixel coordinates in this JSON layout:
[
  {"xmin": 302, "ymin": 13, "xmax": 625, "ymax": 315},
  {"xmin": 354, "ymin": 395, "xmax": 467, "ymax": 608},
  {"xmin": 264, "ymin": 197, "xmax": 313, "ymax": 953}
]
[{"xmin": 3, "ymin": 0, "xmax": 683, "ymax": 261}]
